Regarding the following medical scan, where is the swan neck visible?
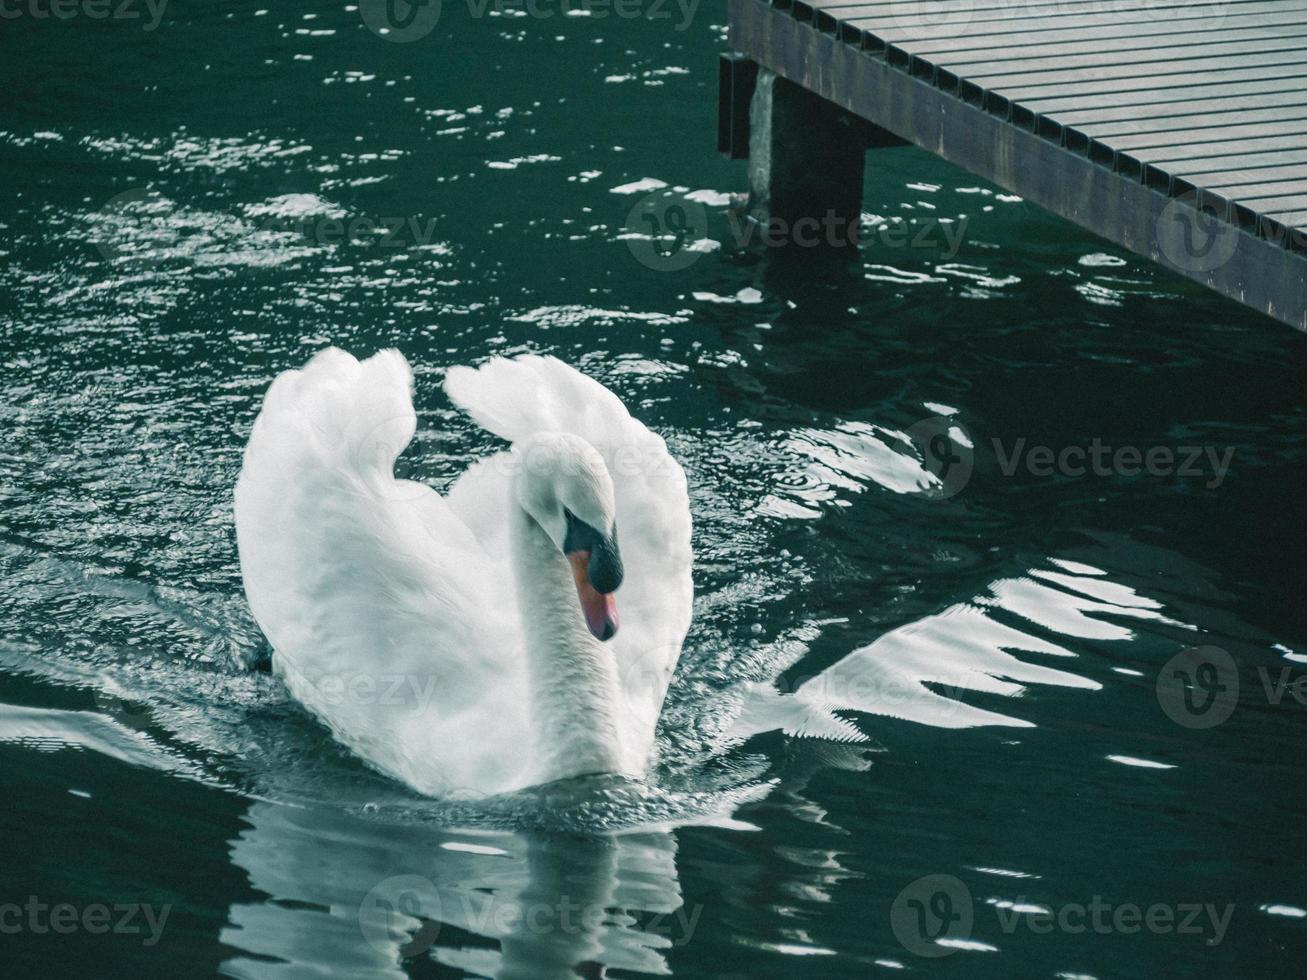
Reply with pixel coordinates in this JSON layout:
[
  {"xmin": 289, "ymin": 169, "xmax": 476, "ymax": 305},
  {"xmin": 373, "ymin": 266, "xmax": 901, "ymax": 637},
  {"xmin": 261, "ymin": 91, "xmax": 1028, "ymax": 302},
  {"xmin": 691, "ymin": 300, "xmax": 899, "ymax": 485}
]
[{"xmin": 512, "ymin": 507, "xmax": 624, "ymax": 784}]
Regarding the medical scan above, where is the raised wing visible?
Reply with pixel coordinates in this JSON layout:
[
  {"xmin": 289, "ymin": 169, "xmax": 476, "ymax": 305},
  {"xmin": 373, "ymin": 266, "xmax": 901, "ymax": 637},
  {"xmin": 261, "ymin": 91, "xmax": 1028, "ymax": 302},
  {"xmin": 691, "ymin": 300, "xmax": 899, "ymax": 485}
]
[
  {"xmin": 234, "ymin": 348, "xmax": 528, "ymax": 796},
  {"xmin": 444, "ymin": 355, "xmax": 694, "ymax": 770}
]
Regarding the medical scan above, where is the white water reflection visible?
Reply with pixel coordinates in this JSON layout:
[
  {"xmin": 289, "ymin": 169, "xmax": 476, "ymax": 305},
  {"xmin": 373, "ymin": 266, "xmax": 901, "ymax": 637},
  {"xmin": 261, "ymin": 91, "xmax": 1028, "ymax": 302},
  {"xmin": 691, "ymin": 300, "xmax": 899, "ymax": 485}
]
[
  {"xmin": 0, "ymin": 539, "xmax": 1242, "ymax": 978},
  {"xmin": 216, "ymin": 737, "xmax": 877, "ymax": 978},
  {"xmin": 0, "ymin": 701, "xmax": 203, "ymax": 778},
  {"xmin": 220, "ymin": 800, "xmax": 689, "ymax": 979},
  {"xmin": 778, "ymin": 558, "xmax": 1192, "ymax": 731}
]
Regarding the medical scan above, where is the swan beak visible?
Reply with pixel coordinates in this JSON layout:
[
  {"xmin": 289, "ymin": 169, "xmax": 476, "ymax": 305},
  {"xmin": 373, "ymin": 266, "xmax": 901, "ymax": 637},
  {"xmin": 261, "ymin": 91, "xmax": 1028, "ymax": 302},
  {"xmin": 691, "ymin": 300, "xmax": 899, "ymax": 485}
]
[{"xmin": 568, "ymin": 551, "xmax": 619, "ymax": 642}]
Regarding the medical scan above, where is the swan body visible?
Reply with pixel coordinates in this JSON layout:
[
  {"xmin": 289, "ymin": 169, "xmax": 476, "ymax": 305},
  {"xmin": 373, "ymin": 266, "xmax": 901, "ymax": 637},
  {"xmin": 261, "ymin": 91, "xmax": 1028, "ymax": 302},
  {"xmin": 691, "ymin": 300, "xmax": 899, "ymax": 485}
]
[{"xmin": 234, "ymin": 349, "xmax": 693, "ymax": 798}]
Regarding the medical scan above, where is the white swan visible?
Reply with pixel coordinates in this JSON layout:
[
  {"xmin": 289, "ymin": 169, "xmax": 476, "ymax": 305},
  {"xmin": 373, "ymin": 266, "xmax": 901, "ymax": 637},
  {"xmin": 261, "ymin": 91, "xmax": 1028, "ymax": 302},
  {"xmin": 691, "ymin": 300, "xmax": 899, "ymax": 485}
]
[{"xmin": 234, "ymin": 349, "xmax": 693, "ymax": 798}]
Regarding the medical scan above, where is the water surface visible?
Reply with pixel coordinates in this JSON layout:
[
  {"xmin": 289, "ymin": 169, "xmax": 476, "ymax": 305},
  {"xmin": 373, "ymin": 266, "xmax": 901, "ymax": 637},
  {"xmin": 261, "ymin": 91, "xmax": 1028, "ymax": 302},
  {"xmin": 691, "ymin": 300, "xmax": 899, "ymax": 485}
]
[{"xmin": 2, "ymin": 2, "xmax": 1306, "ymax": 977}]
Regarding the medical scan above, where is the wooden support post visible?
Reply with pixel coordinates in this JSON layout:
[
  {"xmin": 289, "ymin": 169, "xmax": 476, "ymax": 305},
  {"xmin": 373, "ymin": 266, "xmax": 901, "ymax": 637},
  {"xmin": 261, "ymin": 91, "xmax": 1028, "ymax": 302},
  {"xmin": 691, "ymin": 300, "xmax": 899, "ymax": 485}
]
[
  {"xmin": 728, "ymin": 0, "xmax": 1307, "ymax": 330},
  {"xmin": 745, "ymin": 69, "xmax": 866, "ymax": 252},
  {"xmin": 717, "ymin": 53, "xmax": 758, "ymax": 160}
]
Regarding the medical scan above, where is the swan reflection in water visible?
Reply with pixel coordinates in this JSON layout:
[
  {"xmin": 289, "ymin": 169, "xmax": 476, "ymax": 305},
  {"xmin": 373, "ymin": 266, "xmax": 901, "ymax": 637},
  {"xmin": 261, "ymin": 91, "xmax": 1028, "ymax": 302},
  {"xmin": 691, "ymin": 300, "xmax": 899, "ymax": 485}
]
[
  {"xmin": 0, "ymin": 523, "xmax": 1197, "ymax": 976},
  {"xmin": 220, "ymin": 796, "xmax": 693, "ymax": 979},
  {"xmin": 213, "ymin": 549, "xmax": 1179, "ymax": 977},
  {"xmin": 215, "ymin": 738, "xmax": 879, "ymax": 980}
]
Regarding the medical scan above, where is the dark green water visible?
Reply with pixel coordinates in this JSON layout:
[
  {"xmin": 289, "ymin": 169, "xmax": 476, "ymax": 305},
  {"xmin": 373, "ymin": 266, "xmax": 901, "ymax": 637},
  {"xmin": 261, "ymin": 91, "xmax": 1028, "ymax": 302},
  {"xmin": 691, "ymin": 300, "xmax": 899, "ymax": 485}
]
[{"xmin": 3, "ymin": 2, "xmax": 1307, "ymax": 977}]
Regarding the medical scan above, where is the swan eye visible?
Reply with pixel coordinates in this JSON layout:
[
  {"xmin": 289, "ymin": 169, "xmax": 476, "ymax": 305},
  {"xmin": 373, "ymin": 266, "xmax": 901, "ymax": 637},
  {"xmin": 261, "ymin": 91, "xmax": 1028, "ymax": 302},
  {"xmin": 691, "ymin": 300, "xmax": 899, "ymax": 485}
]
[{"xmin": 563, "ymin": 508, "xmax": 623, "ymax": 594}]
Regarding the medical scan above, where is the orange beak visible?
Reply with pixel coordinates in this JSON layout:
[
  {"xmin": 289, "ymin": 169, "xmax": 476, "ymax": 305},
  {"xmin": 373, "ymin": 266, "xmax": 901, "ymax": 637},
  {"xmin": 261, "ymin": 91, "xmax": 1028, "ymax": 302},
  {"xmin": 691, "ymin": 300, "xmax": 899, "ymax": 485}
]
[{"xmin": 568, "ymin": 551, "xmax": 619, "ymax": 641}]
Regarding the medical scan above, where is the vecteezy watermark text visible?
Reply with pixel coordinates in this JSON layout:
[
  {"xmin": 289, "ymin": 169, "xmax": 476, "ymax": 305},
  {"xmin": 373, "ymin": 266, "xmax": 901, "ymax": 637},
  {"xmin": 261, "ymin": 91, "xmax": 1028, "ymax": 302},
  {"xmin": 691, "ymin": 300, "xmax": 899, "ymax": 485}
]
[
  {"xmin": 989, "ymin": 896, "xmax": 1233, "ymax": 944},
  {"xmin": 993, "ymin": 438, "xmax": 1234, "ymax": 490},
  {"xmin": 891, "ymin": 874, "xmax": 1233, "ymax": 957},
  {"xmin": 286, "ymin": 670, "xmax": 440, "ymax": 713},
  {"xmin": 92, "ymin": 189, "xmax": 442, "ymax": 267},
  {"xmin": 624, "ymin": 192, "xmax": 970, "ymax": 272},
  {"xmin": 907, "ymin": 415, "xmax": 1236, "ymax": 499},
  {"xmin": 359, "ymin": 875, "xmax": 702, "ymax": 957},
  {"xmin": 359, "ymin": 0, "xmax": 698, "ymax": 42},
  {"xmin": 0, "ymin": 898, "xmax": 171, "ymax": 946},
  {"xmin": 727, "ymin": 211, "xmax": 968, "ymax": 254},
  {"xmin": 889, "ymin": 0, "xmax": 1235, "ymax": 43},
  {"xmin": 0, "ymin": 0, "xmax": 167, "ymax": 29}
]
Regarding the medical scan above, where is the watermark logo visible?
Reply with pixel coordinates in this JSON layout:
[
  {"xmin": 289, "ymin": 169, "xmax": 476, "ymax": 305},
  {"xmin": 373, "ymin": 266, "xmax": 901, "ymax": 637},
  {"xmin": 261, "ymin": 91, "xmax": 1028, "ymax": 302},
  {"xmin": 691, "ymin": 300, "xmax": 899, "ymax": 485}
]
[
  {"xmin": 92, "ymin": 689, "xmax": 154, "ymax": 730},
  {"xmin": 359, "ymin": 0, "xmax": 443, "ymax": 41},
  {"xmin": 1157, "ymin": 190, "xmax": 1239, "ymax": 274},
  {"xmin": 624, "ymin": 193, "xmax": 710, "ymax": 272},
  {"xmin": 1157, "ymin": 645, "xmax": 1307, "ymax": 729},
  {"xmin": 92, "ymin": 188, "xmax": 170, "ymax": 268},
  {"xmin": 1156, "ymin": 645, "xmax": 1239, "ymax": 729},
  {"xmin": 890, "ymin": 874, "xmax": 974, "ymax": 957},
  {"xmin": 889, "ymin": 0, "xmax": 974, "ymax": 40},
  {"xmin": 359, "ymin": 875, "xmax": 443, "ymax": 957},
  {"xmin": 905, "ymin": 416, "xmax": 973, "ymax": 499}
]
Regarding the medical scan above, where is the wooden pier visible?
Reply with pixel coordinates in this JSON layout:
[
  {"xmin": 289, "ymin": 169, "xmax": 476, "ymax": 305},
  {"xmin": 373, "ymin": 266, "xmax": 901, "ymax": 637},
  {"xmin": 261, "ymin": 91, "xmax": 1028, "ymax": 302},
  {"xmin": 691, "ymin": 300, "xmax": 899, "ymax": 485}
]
[{"xmin": 720, "ymin": 0, "xmax": 1307, "ymax": 331}]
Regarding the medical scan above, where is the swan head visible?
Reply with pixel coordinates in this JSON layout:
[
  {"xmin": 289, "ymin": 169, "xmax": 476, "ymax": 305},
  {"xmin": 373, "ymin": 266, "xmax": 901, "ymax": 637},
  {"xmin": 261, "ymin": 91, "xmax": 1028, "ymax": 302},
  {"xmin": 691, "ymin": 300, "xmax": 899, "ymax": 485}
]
[{"xmin": 513, "ymin": 432, "xmax": 623, "ymax": 641}]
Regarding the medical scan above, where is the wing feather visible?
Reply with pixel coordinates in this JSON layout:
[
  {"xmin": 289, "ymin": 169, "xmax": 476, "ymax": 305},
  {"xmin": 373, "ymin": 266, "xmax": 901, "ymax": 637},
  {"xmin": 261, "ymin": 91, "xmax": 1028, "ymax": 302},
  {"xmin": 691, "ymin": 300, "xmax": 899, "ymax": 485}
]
[{"xmin": 234, "ymin": 348, "xmax": 527, "ymax": 796}]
